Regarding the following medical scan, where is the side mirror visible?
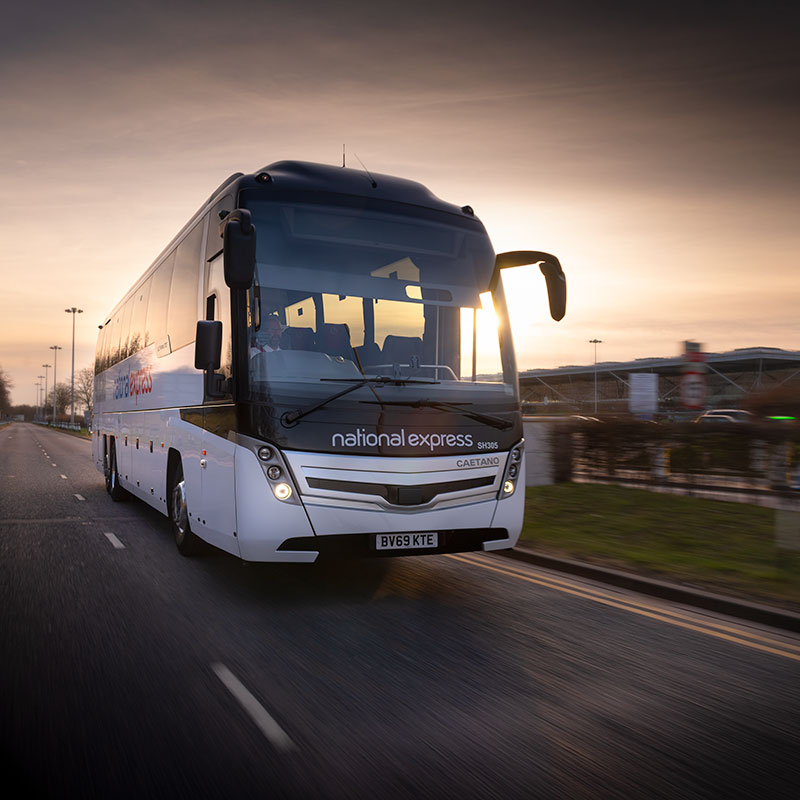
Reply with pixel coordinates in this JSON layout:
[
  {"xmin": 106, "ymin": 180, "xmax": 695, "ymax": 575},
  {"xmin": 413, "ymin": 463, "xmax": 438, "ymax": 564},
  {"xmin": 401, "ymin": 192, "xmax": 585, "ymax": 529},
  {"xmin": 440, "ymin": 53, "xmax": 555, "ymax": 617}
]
[
  {"xmin": 219, "ymin": 209, "xmax": 256, "ymax": 290},
  {"xmin": 195, "ymin": 320, "xmax": 227, "ymax": 398},
  {"xmin": 490, "ymin": 250, "xmax": 567, "ymax": 321}
]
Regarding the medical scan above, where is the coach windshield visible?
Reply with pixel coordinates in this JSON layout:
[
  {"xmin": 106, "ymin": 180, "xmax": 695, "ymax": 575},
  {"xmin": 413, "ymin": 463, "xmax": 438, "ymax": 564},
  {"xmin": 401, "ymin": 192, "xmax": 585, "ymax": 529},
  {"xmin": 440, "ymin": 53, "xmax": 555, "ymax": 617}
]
[{"xmin": 240, "ymin": 195, "xmax": 521, "ymax": 453}]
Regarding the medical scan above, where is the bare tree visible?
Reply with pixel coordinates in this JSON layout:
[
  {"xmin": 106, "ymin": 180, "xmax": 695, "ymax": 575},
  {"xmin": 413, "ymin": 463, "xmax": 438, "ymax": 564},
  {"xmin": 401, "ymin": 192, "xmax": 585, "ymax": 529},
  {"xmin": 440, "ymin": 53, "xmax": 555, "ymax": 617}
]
[
  {"xmin": 0, "ymin": 365, "xmax": 11, "ymax": 415},
  {"xmin": 46, "ymin": 383, "xmax": 72, "ymax": 418},
  {"xmin": 75, "ymin": 365, "xmax": 95, "ymax": 417}
]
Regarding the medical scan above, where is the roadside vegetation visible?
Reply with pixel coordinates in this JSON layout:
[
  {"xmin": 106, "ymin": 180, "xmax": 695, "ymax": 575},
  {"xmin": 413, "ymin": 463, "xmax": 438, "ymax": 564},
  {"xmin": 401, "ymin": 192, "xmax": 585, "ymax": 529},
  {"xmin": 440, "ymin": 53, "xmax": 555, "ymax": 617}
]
[{"xmin": 521, "ymin": 483, "xmax": 800, "ymax": 612}]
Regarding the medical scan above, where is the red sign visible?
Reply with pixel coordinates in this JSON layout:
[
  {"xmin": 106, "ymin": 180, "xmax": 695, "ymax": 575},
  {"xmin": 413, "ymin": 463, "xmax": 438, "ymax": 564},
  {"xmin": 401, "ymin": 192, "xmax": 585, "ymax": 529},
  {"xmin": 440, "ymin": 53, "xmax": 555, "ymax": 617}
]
[{"xmin": 680, "ymin": 373, "xmax": 706, "ymax": 409}]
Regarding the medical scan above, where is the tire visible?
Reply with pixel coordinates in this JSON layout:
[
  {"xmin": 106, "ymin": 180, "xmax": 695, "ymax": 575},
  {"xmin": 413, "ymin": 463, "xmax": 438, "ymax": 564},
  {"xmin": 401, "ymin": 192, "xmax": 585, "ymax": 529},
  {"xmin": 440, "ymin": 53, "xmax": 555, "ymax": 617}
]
[
  {"xmin": 169, "ymin": 461, "xmax": 202, "ymax": 556},
  {"xmin": 105, "ymin": 439, "xmax": 129, "ymax": 502}
]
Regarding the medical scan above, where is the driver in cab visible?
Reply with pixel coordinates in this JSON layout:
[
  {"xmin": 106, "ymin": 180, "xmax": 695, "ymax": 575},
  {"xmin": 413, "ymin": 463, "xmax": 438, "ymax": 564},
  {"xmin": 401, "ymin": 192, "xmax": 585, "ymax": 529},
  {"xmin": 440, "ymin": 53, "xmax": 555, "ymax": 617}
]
[{"xmin": 250, "ymin": 315, "xmax": 284, "ymax": 358}]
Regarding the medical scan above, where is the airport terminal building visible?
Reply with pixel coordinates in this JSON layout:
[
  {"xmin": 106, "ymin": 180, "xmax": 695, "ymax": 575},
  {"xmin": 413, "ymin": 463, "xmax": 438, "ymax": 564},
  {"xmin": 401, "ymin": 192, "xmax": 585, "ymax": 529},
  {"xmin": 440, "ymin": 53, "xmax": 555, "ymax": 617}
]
[{"xmin": 518, "ymin": 347, "xmax": 800, "ymax": 417}]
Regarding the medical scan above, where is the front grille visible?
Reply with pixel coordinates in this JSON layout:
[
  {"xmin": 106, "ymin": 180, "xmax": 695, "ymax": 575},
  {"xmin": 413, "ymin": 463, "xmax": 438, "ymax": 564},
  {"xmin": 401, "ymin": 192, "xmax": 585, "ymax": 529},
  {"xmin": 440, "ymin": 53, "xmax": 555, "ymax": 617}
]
[{"xmin": 305, "ymin": 475, "xmax": 494, "ymax": 505}]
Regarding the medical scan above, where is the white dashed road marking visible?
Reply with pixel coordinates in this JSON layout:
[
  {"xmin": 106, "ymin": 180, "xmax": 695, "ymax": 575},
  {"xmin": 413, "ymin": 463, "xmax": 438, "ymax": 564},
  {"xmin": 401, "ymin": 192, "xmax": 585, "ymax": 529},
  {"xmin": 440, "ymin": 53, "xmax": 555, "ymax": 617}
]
[
  {"xmin": 211, "ymin": 663, "xmax": 296, "ymax": 752},
  {"xmin": 74, "ymin": 494, "xmax": 85, "ymax": 501},
  {"xmin": 61, "ymin": 474, "xmax": 68, "ymax": 479},
  {"xmin": 104, "ymin": 533, "xmax": 125, "ymax": 549}
]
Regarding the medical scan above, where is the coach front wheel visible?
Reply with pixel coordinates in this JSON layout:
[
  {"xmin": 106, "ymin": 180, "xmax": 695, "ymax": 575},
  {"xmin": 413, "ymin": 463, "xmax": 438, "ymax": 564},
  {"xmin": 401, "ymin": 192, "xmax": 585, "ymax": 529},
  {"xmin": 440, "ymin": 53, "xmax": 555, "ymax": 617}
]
[{"xmin": 169, "ymin": 461, "xmax": 202, "ymax": 556}]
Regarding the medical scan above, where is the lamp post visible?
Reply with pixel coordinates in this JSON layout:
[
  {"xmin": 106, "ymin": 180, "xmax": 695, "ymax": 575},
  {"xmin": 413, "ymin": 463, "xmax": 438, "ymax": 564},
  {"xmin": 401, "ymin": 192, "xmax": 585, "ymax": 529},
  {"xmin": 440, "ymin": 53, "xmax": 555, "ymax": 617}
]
[
  {"xmin": 50, "ymin": 345, "xmax": 62, "ymax": 423},
  {"xmin": 65, "ymin": 307, "xmax": 83, "ymax": 424},
  {"xmin": 589, "ymin": 339, "xmax": 603, "ymax": 415},
  {"xmin": 37, "ymin": 376, "xmax": 45, "ymax": 420},
  {"xmin": 35, "ymin": 382, "xmax": 41, "ymax": 418},
  {"xmin": 42, "ymin": 364, "xmax": 51, "ymax": 421}
]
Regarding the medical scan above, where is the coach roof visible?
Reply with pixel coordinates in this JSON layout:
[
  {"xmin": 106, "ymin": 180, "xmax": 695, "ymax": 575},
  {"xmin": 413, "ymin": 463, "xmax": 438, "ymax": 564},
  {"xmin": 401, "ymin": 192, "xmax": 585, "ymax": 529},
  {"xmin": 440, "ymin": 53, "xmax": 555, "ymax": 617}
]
[{"xmin": 233, "ymin": 160, "xmax": 474, "ymax": 219}]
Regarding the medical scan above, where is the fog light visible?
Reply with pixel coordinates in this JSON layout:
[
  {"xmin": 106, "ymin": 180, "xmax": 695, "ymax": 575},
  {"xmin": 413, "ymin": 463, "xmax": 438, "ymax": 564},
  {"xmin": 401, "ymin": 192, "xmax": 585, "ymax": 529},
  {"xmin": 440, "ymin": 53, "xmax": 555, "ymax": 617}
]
[
  {"xmin": 258, "ymin": 446, "xmax": 273, "ymax": 462},
  {"xmin": 267, "ymin": 465, "xmax": 282, "ymax": 480},
  {"xmin": 273, "ymin": 482, "xmax": 293, "ymax": 500},
  {"xmin": 508, "ymin": 463, "xmax": 519, "ymax": 478},
  {"xmin": 503, "ymin": 480, "xmax": 515, "ymax": 495}
]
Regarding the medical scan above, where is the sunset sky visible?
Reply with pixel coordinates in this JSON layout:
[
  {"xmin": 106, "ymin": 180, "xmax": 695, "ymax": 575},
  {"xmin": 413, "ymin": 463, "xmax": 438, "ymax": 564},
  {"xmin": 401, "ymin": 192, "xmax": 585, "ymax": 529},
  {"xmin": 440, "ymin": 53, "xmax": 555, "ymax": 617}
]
[{"xmin": 1, "ymin": 0, "xmax": 798, "ymax": 405}]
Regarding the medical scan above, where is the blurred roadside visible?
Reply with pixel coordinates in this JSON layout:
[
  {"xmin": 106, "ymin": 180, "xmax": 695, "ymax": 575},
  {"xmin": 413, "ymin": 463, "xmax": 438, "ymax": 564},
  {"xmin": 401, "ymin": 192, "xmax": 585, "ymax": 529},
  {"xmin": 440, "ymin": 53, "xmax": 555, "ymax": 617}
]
[
  {"xmin": 519, "ymin": 404, "xmax": 800, "ymax": 620},
  {"xmin": 518, "ymin": 483, "xmax": 800, "ymax": 619}
]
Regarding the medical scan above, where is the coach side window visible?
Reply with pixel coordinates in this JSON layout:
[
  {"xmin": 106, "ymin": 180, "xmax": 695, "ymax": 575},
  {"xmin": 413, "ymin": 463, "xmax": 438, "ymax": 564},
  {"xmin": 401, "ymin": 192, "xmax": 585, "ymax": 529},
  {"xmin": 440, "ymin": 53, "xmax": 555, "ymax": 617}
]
[
  {"xmin": 118, "ymin": 298, "xmax": 134, "ymax": 361},
  {"xmin": 107, "ymin": 310, "xmax": 122, "ymax": 366},
  {"xmin": 96, "ymin": 321, "xmax": 111, "ymax": 374},
  {"xmin": 146, "ymin": 252, "xmax": 175, "ymax": 347},
  {"xmin": 169, "ymin": 220, "xmax": 204, "ymax": 350},
  {"xmin": 128, "ymin": 278, "xmax": 151, "ymax": 355}
]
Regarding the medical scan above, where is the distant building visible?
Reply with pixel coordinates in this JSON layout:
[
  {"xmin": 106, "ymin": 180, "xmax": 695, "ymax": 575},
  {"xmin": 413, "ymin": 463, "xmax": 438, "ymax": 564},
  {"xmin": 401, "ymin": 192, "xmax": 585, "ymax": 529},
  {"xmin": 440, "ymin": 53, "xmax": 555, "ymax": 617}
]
[{"xmin": 519, "ymin": 346, "xmax": 800, "ymax": 416}]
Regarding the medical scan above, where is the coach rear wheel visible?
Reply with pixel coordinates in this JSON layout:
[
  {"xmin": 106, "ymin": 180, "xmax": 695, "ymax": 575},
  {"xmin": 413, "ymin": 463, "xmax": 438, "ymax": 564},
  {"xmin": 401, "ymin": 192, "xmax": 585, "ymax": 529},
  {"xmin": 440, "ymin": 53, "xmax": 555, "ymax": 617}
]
[
  {"xmin": 169, "ymin": 461, "xmax": 202, "ymax": 556},
  {"xmin": 105, "ymin": 439, "xmax": 128, "ymax": 502}
]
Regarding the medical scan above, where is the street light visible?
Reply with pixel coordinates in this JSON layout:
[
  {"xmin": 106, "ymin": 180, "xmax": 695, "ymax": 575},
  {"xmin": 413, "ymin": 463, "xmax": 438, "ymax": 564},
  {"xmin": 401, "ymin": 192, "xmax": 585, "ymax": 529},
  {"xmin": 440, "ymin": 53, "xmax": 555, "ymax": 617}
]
[
  {"xmin": 50, "ymin": 345, "xmax": 62, "ymax": 423},
  {"xmin": 35, "ymin": 382, "xmax": 41, "ymax": 418},
  {"xmin": 37, "ymin": 376, "xmax": 45, "ymax": 420},
  {"xmin": 42, "ymin": 364, "xmax": 51, "ymax": 422},
  {"xmin": 589, "ymin": 339, "xmax": 603, "ymax": 415},
  {"xmin": 65, "ymin": 307, "xmax": 84, "ymax": 425}
]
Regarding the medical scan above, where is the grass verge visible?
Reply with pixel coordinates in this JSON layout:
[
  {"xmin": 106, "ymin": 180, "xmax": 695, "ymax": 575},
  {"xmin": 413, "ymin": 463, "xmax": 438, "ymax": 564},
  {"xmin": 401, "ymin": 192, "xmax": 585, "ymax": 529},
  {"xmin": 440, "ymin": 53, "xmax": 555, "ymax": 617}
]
[
  {"xmin": 47, "ymin": 425, "xmax": 92, "ymax": 440},
  {"xmin": 521, "ymin": 483, "xmax": 800, "ymax": 612}
]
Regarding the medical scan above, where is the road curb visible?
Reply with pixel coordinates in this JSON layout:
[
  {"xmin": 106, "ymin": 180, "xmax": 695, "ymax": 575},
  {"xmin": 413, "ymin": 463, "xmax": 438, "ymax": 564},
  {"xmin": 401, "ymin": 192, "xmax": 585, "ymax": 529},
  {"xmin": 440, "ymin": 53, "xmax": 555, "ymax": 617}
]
[{"xmin": 495, "ymin": 546, "xmax": 800, "ymax": 633}]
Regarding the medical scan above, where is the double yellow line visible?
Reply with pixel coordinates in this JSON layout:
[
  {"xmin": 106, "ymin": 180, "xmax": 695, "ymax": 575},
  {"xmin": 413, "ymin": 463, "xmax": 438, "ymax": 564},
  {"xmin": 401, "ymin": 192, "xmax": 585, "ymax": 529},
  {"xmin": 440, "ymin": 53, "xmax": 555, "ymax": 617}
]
[{"xmin": 448, "ymin": 553, "xmax": 800, "ymax": 663}]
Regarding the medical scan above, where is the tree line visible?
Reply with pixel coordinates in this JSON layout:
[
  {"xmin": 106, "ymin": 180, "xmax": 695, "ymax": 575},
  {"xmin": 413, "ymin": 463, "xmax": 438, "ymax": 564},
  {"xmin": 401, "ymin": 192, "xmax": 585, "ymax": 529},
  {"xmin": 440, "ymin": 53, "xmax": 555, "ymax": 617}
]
[
  {"xmin": 0, "ymin": 364, "xmax": 94, "ymax": 421},
  {"xmin": 0, "ymin": 365, "xmax": 10, "ymax": 416}
]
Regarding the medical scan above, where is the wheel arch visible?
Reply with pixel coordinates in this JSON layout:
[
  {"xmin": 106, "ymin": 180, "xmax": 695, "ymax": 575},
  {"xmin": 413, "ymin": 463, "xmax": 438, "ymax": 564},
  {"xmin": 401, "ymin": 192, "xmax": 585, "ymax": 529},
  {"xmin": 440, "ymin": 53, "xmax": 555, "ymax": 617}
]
[{"xmin": 166, "ymin": 447, "xmax": 183, "ymax": 497}]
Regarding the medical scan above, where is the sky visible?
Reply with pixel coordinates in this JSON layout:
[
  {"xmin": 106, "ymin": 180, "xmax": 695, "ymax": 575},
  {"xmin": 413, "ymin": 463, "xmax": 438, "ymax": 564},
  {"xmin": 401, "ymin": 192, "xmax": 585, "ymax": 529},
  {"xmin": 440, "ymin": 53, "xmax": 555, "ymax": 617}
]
[{"xmin": 1, "ymin": 0, "xmax": 798, "ymax": 405}]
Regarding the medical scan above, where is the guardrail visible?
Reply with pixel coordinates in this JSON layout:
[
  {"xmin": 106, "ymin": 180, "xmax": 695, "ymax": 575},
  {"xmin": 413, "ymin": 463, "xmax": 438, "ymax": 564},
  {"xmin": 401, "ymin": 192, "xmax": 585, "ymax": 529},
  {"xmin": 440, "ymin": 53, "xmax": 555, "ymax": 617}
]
[
  {"xmin": 31, "ymin": 420, "xmax": 85, "ymax": 431},
  {"xmin": 50, "ymin": 422, "xmax": 83, "ymax": 431}
]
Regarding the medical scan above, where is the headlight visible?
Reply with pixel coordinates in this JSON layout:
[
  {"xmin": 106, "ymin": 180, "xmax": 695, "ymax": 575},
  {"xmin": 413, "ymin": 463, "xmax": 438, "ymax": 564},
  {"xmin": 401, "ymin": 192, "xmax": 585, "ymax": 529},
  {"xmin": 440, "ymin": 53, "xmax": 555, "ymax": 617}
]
[
  {"xmin": 267, "ymin": 465, "xmax": 282, "ymax": 480},
  {"xmin": 258, "ymin": 446, "xmax": 273, "ymax": 462},
  {"xmin": 273, "ymin": 482, "xmax": 293, "ymax": 501},
  {"xmin": 499, "ymin": 443, "xmax": 524, "ymax": 499}
]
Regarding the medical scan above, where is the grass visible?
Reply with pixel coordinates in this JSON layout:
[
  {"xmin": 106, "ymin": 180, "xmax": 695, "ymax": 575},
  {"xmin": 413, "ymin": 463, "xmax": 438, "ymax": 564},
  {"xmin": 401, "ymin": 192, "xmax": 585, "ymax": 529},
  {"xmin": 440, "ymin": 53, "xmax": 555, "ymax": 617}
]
[{"xmin": 521, "ymin": 483, "xmax": 800, "ymax": 612}]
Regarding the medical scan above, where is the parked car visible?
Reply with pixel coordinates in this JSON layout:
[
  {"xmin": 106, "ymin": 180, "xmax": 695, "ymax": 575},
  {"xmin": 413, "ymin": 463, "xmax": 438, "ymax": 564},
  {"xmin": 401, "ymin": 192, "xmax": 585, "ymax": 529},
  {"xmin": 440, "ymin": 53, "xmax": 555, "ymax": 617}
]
[{"xmin": 693, "ymin": 409, "xmax": 755, "ymax": 423}]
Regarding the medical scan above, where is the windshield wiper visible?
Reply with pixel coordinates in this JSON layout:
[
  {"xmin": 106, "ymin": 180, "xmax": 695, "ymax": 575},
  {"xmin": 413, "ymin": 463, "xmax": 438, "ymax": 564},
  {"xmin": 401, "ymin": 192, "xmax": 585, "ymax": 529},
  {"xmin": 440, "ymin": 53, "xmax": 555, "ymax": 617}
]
[
  {"xmin": 281, "ymin": 376, "xmax": 439, "ymax": 426},
  {"xmin": 361, "ymin": 398, "xmax": 514, "ymax": 431}
]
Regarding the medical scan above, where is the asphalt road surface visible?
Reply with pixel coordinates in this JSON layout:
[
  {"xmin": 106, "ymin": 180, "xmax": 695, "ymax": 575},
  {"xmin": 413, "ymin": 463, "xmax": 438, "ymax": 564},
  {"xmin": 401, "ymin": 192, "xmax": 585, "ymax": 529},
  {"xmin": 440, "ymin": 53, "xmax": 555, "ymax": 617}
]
[{"xmin": 2, "ymin": 423, "xmax": 799, "ymax": 799}]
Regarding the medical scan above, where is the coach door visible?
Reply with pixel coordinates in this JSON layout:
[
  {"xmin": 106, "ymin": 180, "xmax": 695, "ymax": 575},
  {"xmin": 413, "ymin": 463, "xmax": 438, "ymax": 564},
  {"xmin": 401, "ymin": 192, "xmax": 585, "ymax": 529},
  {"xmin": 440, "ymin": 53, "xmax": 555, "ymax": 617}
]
[{"xmin": 198, "ymin": 249, "xmax": 239, "ymax": 555}]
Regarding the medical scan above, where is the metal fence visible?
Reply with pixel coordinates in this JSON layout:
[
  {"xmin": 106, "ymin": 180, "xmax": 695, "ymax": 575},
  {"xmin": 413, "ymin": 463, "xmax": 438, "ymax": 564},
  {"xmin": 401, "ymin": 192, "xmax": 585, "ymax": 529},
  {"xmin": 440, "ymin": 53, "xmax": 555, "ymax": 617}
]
[
  {"xmin": 563, "ymin": 420, "xmax": 800, "ymax": 508},
  {"xmin": 32, "ymin": 420, "xmax": 84, "ymax": 432}
]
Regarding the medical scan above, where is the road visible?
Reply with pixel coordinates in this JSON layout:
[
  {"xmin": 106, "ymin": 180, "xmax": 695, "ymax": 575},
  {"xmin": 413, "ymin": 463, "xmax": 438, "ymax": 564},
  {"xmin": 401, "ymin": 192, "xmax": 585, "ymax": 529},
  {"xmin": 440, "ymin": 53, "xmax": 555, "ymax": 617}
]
[{"xmin": 1, "ymin": 422, "xmax": 799, "ymax": 799}]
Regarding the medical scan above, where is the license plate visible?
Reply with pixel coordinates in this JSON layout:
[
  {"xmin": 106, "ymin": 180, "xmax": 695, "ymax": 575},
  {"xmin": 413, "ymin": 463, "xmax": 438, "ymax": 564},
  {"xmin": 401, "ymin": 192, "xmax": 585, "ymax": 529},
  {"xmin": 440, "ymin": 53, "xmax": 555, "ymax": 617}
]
[{"xmin": 374, "ymin": 532, "xmax": 439, "ymax": 551}]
